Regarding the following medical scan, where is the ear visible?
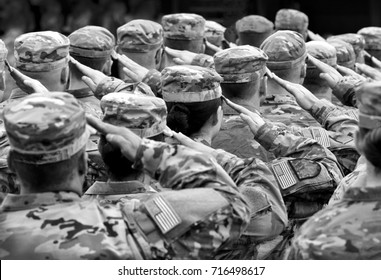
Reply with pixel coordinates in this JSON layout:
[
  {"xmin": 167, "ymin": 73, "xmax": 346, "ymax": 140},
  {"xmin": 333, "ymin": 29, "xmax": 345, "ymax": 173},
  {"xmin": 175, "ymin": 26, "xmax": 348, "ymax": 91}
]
[
  {"xmin": 60, "ymin": 65, "xmax": 70, "ymax": 85},
  {"xmin": 102, "ymin": 58, "xmax": 113, "ymax": 75},
  {"xmin": 259, "ymin": 75, "xmax": 268, "ymax": 99}
]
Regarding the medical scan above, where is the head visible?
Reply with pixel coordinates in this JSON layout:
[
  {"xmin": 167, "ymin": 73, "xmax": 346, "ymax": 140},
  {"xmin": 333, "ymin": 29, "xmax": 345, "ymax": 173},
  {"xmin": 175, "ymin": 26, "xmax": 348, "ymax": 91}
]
[
  {"xmin": 274, "ymin": 9, "xmax": 309, "ymax": 41},
  {"xmin": 161, "ymin": 65, "xmax": 223, "ymax": 138},
  {"xmin": 69, "ymin": 25, "xmax": 115, "ymax": 83},
  {"xmin": 327, "ymin": 38, "xmax": 356, "ymax": 70},
  {"xmin": 205, "ymin": 20, "xmax": 226, "ymax": 48},
  {"xmin": 4, "ymin": 92, "xmax": 89, "ymax": 194},
  {"xmin": 355, "ymin": 82, "xmax": 381, "ymax": 171},
  {"xmin": 304, "ymin": 41, "xmax": 337, "ymax": 99},
  {"xmin": 162, "ymin": 13, "xmax": 206, "ymax": 53},
  {"xmin": 260, "ymin": 30, "xmax": 307, "ymax": 85},
  {"xmin": 236, "ymin": 15, "xmax": 274, "ymax": 47},
  {"xmin": 14, "ymin": 31, "xmax": 70, "ymax": 92},
  {"xmin": 99, "ymin": 92, "xmax": 167, "ymax": 180},
  {"xmin": 329, "ymin": 33, "xmax": 366, "ymax": 63},
  {"xmin": 0, "ymin": 39, "xmax": 8, "ymax": 93},
  {"xmin": 214, "ymin": 45, "xmax": 268, "ymax": 105},
  {"xmin": 116, "ymin": 19, "xmax": 164, "ymax": 74},
  {"xmin": 358, "ymin": 27, "xmax": 381, "ymax": 61}
]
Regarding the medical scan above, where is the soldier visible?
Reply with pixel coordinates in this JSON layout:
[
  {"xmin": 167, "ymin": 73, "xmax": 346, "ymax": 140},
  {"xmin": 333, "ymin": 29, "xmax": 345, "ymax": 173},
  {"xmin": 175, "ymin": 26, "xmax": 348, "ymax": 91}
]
[
  {"xmin": 0, "ymin": 92, "xmax": 250, "ymax": 259},
  {"xmin": 83, "ymin": 92, "xmax": 167, "ymax": 201},
  {"xmin": 68, "ymin": 25, "xmax": 115, "ymax": 119},
  {"xmin": 274, "ymin": 9, "xmax": 309, "ymax": 41},
  {"xmin": 357, "ymin": 27, "xmax": 381, "ymax": 61},
  {"xmin": 304, "ymin": 41, "xmax": 337, "ymax": 101},
  {"xmin": 260, "ymin": 30, "xmax": 321, "ymax": 128},
  {"xmin": 329, "ymin": 33, "xmax": 366, "ymax": 63},
  {"xmin": 235, "ymin": 15, "xmax": 274, "ymax": 47},
  {"xmin": 288, "ymin": 81, "xmax": 381, "ymax": 259},
  {"xmin": 326, "ymin": 38, "xmax": 356, "ymax": 70},
  {"xmin": 205, "ymin": 20, "xmax": 226, "ymax": 49},
  {"xmin": 116, "ymin": 19, "xmax": 164, "ymax": 79},
  {"xmin": 211, "ymin": 45, "xmax": 274, "ymax": 161},
  {"xmin": 9, "ymin": 31, "xmax": 70, "ymax": 100}
]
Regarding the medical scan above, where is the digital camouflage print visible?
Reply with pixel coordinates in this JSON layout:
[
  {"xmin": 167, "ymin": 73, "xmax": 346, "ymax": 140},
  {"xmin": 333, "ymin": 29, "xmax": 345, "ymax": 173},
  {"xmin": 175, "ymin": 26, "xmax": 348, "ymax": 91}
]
[
  {"xmin": 0, "ymin": 139, "xmax": 250, "ymax": 259},
  {"xmin": 329, "ymin": 33, "xmax": 365, "ymax": 63},
  {"xmin": 327, "ymin": 38, "xmax": 356, "ymax": 69},
  {"xmin": 162, "ymin": 13, "xmax": 206, "ymax": 40},
  {"xmin": 117, "ymin": 20, "xmax": 163, "ymax": 53},
  {"xmin": 274, "ymin": 9, "xmax": 308, "ymax": 38}
]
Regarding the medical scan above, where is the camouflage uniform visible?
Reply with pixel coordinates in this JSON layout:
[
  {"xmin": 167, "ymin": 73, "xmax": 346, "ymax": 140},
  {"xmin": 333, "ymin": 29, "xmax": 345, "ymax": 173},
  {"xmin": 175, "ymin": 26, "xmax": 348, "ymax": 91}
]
[
  {"xmin": 205, "ymin": 20, "xmax": 226, "ymax": 48},
  {"xmin": 235, "ymin": 15, "xmax": 274, "ymax": 47},
  {"xmin": 211, "ymin": 45, "xmax": 275, "ymax": 161},
  {"xmin": 329, "ymin": 33, "xmax": 366, "ymax": 63},
  {"xmin": 327, "ymin": 38, "xmax": 356, "ymax": 70},
  {"xmin": 0, "ymin": 92, "xmax": 250, "ymax": 260},
  {"xmin": 288, "ymin": 82, "xmax": 381, "ymax": 259},
  {"xmin": 68, "ymin": 25, "xmax": 116, "ymax": 119},
  {"xmin": 274, "ymin": 9, "xmax": 309, "ymax": 41},
  {"xmin": 83, "ymin": 92, "xmax": 168, "ymax": 201},
  {"xmin": 357, "ymin": 27, "xmax": 381, "ymax": 60},
  {"xmin": 304, "ymin": 41, "xmax": 337, "ymax": 101},
  {"xmin": 260, "ymin": 30, "xmax": 321, "ymax": 128}
]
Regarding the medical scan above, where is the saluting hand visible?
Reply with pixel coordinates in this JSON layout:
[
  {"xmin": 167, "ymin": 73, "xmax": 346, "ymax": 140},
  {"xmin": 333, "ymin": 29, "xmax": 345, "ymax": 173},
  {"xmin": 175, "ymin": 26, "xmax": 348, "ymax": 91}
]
[
  {"xmin": 70, "ymin": 56, "xmax": 107, "ymax": 92},
  {"xmin": 112, "ymin": 53, "xmax": 149, "ymax": 82},
  {"xmin": 307, "ymin": 54, "xmax": 343, "ymax": 88},
  {"xmin": 86, "ymin": 115, "xmax": 142, "ymax": 161},
  {"xmin": 355, "ymin": 63, "xmax": 381, "ymax": 81},
  {"xmin": 337, "ymin": 65, "xmax": 366, "ymax": 81},
  {"xmin": 164, "ymin": 47, "xmax": 199, "ymax": 65}
]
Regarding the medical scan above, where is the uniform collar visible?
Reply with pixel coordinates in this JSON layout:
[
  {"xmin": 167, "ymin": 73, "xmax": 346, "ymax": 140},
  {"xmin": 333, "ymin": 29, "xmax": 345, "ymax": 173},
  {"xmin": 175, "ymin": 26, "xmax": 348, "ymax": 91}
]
[
  {"xmin": 343, "ymin": 185, "xmax": 381, "ymax": 201},
  {"xmin": 84, "ymin": 181, "xmax": 147, "ymax": 195},
  {"xmin": 0, "ymin": 191, "xmax": 81, "ymax": 212}
]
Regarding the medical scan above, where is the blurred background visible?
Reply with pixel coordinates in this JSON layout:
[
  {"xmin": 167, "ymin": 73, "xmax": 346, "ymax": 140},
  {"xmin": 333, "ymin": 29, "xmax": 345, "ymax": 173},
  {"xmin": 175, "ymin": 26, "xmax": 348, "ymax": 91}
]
[{"xmin": 0, "ymin": 0, "xmax": 380, "ymax": 59}]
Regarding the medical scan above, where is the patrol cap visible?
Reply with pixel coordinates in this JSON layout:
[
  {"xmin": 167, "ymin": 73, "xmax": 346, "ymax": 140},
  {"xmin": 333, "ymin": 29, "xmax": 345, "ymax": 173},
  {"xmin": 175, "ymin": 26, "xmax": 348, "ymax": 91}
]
[
  {"xmin": 162, "ymin": 13, "xmax": 206, "ymax": 40},
  {"xmin": 14, "ymin": 31, "xmax": 70, "ymax": 72},
  {"xmin": 69, "ymin": 25, "xmax": 115, "ymax": 58},
  {"xmin": 260, "ymin": 30, "xmax": 307, "ymax": 70},
  {"xmin": 101, "ymin": 92, "xmax": 167, "ymax": 138},
  {"xmin": 235, "ymin": 15, "xmax": 274, "ymax": 47},
  {"xmin": 161, "ymin": 65, "xmax": 222, "ymax": 102},
  {"xmin": 117, "ymin": 20, "xmax": 163, "ymax": 53},
  {"xmin": 329, "ymin": 33, "xmax": 365, "ymax": 58},
  {"xmin": 205, "ymin": 20, "xmax": 226, "ymax": 47},
  {"xmin": 214, "ymin": 45, "xmax": 268, "ymax": 83},
  {"xmin": 274, "ymin": 9, "xmax": 308, "ymax": 35},
  {"xmin": 356, "ymin": 82, "xmax": 381, "ymax": 129},
  {"xmin": 327, "ymin": 38, "xmax": 356, "ymax": 69},
  {"xmin": 94, "ymin": 81, "xmax": 155, "ymax": 100},
  {"xmin": 3, "ymin": 92, "xmax": 89, "ymax": 164},
  {"xmin": 357, "ymin": 27, "xmax": 381, "ymax": 51},
  {"xmin": 306, "ymin": 41, "xmax": 337, "ymax": 68},
  {"xmin": 0, "ymin": 39, "xmax": 7, "ymax": 61}
]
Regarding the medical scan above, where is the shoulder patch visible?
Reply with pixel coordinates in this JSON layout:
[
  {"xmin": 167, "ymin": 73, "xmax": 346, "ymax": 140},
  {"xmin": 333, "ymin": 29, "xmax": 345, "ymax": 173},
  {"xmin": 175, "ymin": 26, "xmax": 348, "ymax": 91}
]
[
  {"xmin": 145, "ymin": 195, "xmax": 181, "ymax": 234},
  {"xmin": 271, "ymin": 161, "xmax": 297, "ymax": 190}
]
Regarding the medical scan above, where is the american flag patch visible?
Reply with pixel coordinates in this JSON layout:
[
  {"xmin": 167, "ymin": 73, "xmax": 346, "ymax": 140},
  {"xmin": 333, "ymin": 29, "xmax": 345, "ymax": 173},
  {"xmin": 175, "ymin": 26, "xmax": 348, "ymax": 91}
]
[
  {"xmin": 272, "ymin": 161, "xmax": 297, "ymax": 190},
  {"xmin": 146, "ymin": 196, "xmax": 181, "ymax": 234},
  {"xmin": 346, "ymin": 110, "xmax": 359, "ymax": 121},
  {"xmin": 311, "ymin": 127, "xmax": 331, "ymax": 148}
]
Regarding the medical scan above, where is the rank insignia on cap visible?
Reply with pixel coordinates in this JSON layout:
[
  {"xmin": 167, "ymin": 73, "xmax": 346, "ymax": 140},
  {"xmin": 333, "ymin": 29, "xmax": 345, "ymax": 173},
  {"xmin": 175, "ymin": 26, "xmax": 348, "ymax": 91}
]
[
  {"xmin": 145, "ymin": 195, "xmax": 181, "ymax": 234},
  {"xmin": 272, "ymin": 161, "xmax": 297, "ymax": 190}
]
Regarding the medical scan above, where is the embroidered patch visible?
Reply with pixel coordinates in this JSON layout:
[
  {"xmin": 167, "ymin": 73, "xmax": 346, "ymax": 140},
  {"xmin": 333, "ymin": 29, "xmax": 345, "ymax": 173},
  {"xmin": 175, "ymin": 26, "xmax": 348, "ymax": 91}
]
[
  {"xmin": 272, "ymin": 161, "xmax": 297, "ymax": 189},
  {"xmin": 311, "ymin": 128, "xmax": 331, "ymax": 148},
  {"xmin": 289, "ymin": 159, "xmax": 321, "ymax": 180},
  {"xmin": 145, "ymin": 195, "xmax": 181, "ymax": 234}
]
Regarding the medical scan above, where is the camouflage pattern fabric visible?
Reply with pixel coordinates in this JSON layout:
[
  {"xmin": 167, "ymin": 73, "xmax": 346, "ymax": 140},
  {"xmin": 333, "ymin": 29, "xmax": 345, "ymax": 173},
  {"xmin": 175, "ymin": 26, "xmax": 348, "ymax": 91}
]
[
  {"xmin": 101, "ymin": 92, "xmax": 167, "ymax": 138},
  {"xmin": 235, "ymin": 15, "xmax": 274, "ymax": 47},
  {"xmin": 212, "ymin": 103, "xmax": 275, "ymax": 162},
  {"xmin": 190, "ymin": 53, "xmax": 215, "ymax": 68},
  {"xmin": 69, "ymin": 25, "xmax": 115, "ymax": 58},
  {"xmin": 213, "ymin": 45, "xmax": 268, "ymax": 83},
  {"xmin": 161, "ymin": 65, "xmax": 222, "ymax": 103},
  {"xmin": 67, "ymin": 88, "xmax": 102, "ymax": 119},
  {"xmin": 332, "ymin": 75, "xmax": 363, "ymax": 107},
  {"xmin": 306, "ymin": 41, "xmax": 337, "ymax": 68},
  {"xmin": 142, "ymin": 69, "xmax": 162, "ymax": 97},
  {"xmin": 3, "ymin": 92, "xmax": 89, "ymax": 165},
  {"xmin": 117, "ymin": 20, "xmax": 163, "ymax": 53},
  {"xmin": 260, "ymin": 30, "xmax": 307, "ymax": 70},
  {"xmin": 0, "ymin": 139, "xmax": 250, "ymax": 259},
  {"xmin": 357, "ymin": 27, "xmax": 381, "ymax": 51},
  {"xmin": 274, "ymin": 9, "xmax": 308, "ymax": 39},
  {"xmin": 205, "ymin": 20, "xmax": 226, "ymax": 47},
  {"xmin": 162, "ymin": 13, "xmax": 206, "ymax": 40},
  {"xmin": 329, "ymin": 33, "xmax": 365, "ymax": 63},
  {"xmin": 327, "ymin": 38, "xmax": 356, "ymax": 69},
  {"xmin": 14, "ymin": 31, "xmax": 70, "ymax": 72}
]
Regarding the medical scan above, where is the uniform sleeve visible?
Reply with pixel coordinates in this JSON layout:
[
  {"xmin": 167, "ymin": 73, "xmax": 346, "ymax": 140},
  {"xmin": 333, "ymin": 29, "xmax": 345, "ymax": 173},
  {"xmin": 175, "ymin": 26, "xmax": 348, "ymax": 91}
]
[
  {"xmin": 211, "ymin": 148, "xmax": 288, "ymax": 242},
  {"xmin": 128, "ymin": 139, "xmax": 250, "ymax": 259},
  {"xmin": 142, "ymin": 69, "xmax": 162, "ymax": 97},
  {"xmin": 331, "ymin": 76, "xmax": 362, "ymax": 107}
]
